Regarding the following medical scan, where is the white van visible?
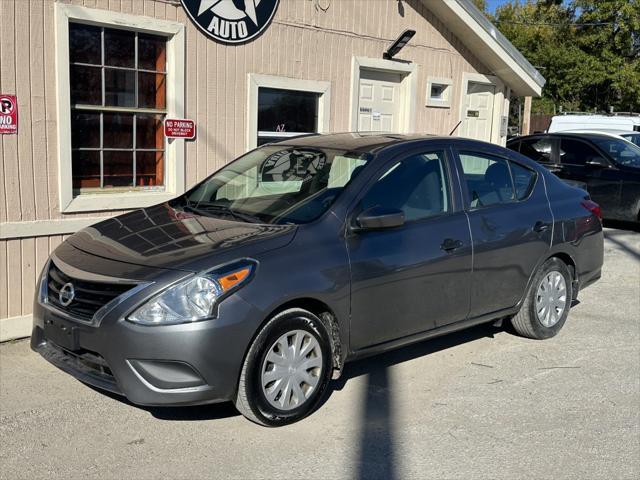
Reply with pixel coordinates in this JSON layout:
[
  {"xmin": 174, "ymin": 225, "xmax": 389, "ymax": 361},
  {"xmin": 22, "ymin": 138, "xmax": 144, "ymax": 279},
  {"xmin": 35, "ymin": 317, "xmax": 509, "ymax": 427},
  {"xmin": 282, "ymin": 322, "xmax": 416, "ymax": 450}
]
[{"xmin": 548, "ymin": 115, "xmax": 640, "ymax": 133}]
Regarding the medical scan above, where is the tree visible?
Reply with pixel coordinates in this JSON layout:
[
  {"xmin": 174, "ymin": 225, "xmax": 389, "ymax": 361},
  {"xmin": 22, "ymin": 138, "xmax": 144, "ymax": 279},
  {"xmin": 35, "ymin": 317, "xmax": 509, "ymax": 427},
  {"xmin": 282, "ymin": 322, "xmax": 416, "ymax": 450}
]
[
  {"xmin": 491, "ymin": 0, "xmax": 640, "ymax": 114},
  {"xmin": 470, "ymin": 0, "xmax": 488, "ymax": 12},
  {"xmin": 573, "ymin": 0, "xmax": 640, "ymax": 112}
]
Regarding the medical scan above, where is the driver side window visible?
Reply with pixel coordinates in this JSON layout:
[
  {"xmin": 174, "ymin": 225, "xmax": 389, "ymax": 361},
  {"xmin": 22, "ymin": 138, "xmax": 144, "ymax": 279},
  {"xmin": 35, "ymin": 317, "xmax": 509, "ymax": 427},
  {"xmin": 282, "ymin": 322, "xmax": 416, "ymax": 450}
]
[{"xmin": 360, "ymin": 151, "xmax": 450, "ymax": 222}]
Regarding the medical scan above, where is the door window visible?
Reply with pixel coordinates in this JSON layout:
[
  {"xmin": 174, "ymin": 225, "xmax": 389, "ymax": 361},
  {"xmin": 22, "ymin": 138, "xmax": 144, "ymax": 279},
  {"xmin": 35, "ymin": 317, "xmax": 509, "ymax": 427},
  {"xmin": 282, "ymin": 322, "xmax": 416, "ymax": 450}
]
[
  {"xmin": 459, "ymin": 153, "xmax": 515, "ymax": 208},
  {"xmin": 510, "ymin": 162, "xmax": 537, "ymax": 200},
  {"xmin": 519, "ymin": 137, "xmax": 553, "ymax": 163},
  {"xmin": 360, "ymin": 151, "xmax": 450, "ymax": 222},
  {"xmin": 559, "ymin": 138, "xmax": 600, "ymax": 166}
]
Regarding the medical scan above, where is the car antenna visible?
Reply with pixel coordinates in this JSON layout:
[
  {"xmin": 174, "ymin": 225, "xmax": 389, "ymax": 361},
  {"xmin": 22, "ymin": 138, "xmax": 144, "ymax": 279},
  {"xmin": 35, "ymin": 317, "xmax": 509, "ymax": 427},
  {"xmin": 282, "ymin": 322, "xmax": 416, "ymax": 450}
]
[{"xmin": 449, "ymin": 120, "xmax": 462, "ymax": 136}]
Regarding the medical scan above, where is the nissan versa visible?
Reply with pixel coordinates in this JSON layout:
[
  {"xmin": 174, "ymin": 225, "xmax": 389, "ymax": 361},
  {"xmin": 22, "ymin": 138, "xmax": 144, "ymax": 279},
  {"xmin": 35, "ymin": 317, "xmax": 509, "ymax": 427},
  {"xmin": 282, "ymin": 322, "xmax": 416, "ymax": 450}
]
[{"xmin": 32, "ymin": 133, "xmax": 604, "ymax": 426}]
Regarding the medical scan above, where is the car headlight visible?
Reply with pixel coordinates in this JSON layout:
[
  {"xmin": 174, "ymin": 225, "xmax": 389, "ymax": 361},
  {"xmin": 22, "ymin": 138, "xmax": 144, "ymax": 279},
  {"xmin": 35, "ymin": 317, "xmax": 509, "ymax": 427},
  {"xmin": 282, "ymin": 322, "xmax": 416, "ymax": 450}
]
[{"xmin": 127, "ymin": 261, "xmax": 256, "ymax": 326}]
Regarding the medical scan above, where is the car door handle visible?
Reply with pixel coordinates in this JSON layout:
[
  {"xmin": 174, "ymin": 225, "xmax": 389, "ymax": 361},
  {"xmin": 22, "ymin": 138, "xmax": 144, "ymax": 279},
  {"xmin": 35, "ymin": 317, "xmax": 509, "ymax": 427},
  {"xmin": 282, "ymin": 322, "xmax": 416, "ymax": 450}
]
[
  {"xmin": 441, "ymin": 238, "xmax": 464, "ymax": 252},
  {"xmin": 533, "ymin": 221, "xmax": 549, "ymax": 233}
]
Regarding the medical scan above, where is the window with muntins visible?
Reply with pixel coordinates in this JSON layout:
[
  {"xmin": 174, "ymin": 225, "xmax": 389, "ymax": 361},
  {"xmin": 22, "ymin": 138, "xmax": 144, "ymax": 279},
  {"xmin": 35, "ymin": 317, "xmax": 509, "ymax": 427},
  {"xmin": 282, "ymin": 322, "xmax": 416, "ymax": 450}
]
[{"xmin": 69, "ymin": 23, "xmax": 167, "ymax": 191}]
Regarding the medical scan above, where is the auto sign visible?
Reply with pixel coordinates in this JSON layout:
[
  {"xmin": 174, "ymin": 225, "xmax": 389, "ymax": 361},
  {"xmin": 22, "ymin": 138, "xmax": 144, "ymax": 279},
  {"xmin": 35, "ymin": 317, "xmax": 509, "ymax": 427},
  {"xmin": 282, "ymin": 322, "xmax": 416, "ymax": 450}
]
[
  {"xmin": 0, "ymin": 95, "xmax": 18, "ymax": 135},
  {"xmin": 181, "ymin": 0, "xmax": 279, "ymax": 45}
]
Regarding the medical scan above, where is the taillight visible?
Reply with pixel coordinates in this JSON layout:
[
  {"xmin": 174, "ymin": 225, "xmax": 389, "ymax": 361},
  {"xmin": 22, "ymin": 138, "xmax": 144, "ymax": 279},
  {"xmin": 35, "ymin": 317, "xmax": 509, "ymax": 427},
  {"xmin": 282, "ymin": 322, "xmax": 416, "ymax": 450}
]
[{"xmin": 581, "ymin": 199, "xmax": 602, "ymax": 220}]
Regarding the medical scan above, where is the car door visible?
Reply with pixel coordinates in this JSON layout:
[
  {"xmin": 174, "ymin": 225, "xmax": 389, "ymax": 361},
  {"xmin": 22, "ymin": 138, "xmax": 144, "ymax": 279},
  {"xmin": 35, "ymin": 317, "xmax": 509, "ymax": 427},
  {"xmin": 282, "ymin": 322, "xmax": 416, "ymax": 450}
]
[
  {"xmin": 455, "ymin": 147, "xmax": 553, "ymax": 318},
  {"xmin": 556, "ymin": 137, "xmax": 621, "ymax": 213},
  {"xmin": 347, "ymin": 147, "xmax": 472, "ymax": 351}
]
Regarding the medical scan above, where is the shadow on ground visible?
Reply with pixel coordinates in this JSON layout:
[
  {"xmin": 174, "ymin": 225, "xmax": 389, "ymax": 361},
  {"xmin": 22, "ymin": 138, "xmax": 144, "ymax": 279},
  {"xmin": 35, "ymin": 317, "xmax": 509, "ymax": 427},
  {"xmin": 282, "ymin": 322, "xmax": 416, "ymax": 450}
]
[
  {"xmin": 603, "ymin": 220, "xmax": 639, "ymax": 233},
  {"xmin": 90, "ymin": 322, "xmax": 503, "ymax": 431},
  {"xmin": 79, "ymin": 323, "xmax": 511, "ymax": 478},
  {"xmin": 603, "ymin": 227, "xmax": 640, "ymax": 260}
]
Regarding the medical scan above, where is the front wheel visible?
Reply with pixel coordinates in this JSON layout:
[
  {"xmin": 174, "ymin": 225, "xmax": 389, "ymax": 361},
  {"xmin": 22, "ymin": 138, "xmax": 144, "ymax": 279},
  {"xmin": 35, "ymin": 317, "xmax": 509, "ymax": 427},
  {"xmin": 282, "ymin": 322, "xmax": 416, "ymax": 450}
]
[
  {"xmin": 235, "ymin": 308, "xmax": 333, "ymax": 426},
  {"xmin": 511, "ymin": 257, "xmax": 573, "ymax": 339}
]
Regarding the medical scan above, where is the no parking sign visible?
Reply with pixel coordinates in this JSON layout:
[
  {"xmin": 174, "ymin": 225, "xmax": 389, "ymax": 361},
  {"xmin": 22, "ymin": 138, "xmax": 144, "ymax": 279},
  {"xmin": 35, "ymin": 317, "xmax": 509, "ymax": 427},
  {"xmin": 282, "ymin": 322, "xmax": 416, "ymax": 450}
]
[{"xmin": 0, "ymin": 95, "xmax": 18, "ymax": 134}]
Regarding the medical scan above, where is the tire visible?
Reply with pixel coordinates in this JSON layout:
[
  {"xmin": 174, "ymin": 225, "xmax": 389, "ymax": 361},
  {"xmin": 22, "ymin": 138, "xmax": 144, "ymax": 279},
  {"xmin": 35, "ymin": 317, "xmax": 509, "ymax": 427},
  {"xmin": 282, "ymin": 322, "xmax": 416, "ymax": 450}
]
[
  {"xmin": 234, "ymin": 308, "xmax": 333, "ymax": 427},
  {"xmin": 511, "ymin": 257, "xmax": 573, "ymax": 340}
]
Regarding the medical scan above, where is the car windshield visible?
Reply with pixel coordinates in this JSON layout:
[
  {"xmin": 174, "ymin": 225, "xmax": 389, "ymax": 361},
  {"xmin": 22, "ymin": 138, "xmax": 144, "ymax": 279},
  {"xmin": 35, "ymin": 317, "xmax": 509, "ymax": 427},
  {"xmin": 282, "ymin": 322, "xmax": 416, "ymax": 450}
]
[
  {"xmin": 172, "ymin": 145, "xmax": 371, "ymax": 224},
  {"xmin": 591, "ymin": 137, "xmax": 640, "ymax": 168},
  {"xmin": 621, "ymin": 133, "xmax": 640, "ymax": 147}
]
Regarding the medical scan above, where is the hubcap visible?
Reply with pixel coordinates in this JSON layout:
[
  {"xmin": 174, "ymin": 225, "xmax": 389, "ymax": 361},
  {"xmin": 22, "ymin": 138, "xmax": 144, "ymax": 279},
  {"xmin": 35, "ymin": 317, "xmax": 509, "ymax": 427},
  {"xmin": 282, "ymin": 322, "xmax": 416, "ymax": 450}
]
[
  {"xmin": 261, "ymin": 330, "xmax": 323, "ymax": 411},
  {"xmin": 535, "ymin": 271, "xmax": 567, "ymax": 327}
]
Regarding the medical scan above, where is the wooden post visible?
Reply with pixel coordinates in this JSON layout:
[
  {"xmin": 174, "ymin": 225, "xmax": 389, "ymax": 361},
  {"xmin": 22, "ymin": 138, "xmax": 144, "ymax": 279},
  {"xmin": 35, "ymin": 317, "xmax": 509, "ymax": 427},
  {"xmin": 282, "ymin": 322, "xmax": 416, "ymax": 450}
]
[{"xmin": 522, "ymin": 96, "xmax": 532, "ymax": 135}]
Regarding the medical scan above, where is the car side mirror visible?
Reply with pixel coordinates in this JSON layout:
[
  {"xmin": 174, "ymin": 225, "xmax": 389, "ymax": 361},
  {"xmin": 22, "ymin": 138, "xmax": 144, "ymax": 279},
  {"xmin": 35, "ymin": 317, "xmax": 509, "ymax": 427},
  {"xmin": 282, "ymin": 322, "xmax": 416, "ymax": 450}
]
[
  {"xmin": 586, "ymin": 156, "xmax": 610, "ymax": 168},
  {"xmin": 353, "ymin": 206, "xmax": 405, "ymax": 231}
]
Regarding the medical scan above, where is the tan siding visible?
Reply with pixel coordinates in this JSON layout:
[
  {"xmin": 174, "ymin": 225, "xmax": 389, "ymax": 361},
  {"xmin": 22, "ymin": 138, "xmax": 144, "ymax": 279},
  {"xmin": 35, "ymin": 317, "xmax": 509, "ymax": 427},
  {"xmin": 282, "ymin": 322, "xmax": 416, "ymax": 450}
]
[
  {"xmin": 21, "ymin": 237, "xmax": 35, "ymax": 314},
  {"xmin": 6, "ymin": 239, "xmax": 21, "ymax": 317},
  {"xmin": 0, "ymin": 241, "xmax": 7, "ymax": 319},
  {"xmin": 1, "ymin": 0, "xmax": 20, "ymax": 223},
  {"xmin": 44, "ymin": 0, "xmax": 60, "ymax": 219},
  {"xmin": 30, "ymin": 0, "xmax": 51, "ymax": 221},
  {"xmin": 1, "ymin": 0, "xmax": 502, "ymax": 320}
]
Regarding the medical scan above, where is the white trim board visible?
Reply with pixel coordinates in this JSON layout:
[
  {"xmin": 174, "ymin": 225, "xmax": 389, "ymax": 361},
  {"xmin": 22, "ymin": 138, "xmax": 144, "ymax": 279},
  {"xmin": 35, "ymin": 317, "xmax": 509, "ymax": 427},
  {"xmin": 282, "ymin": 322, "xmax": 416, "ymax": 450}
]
[
  {"xmin": 0, "ymin": 315, "xmax": 32, "ymax": 343},
  {"xmin": 54, "ymin": 4, "xmax": 186, "ymax": 213},
  {"xmin": 349, "ymin": 56, "xmax": 418, "ymax": 134},
  {"xmin": 0, "ymin": 217, "xmax": 106, "ymax": 239},
  {"xmin": 246, "ymin": 74, "xmax": 331, "ymax": 150}
]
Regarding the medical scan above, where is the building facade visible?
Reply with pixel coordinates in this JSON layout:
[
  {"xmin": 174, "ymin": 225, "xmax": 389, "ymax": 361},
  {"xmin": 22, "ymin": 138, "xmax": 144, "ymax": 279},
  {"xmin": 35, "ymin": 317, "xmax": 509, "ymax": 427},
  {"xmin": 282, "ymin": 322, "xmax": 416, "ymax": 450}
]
[{"xmin": 0, "ymin": 0, "xmax": 543, "ymax": 340}]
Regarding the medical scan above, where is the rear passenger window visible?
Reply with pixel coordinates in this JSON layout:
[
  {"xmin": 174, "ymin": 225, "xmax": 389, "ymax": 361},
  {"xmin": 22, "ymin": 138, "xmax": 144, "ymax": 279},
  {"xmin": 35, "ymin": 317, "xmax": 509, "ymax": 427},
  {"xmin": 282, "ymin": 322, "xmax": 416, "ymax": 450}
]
[
  {"xmin": 510, "ymin": 162, "xmax": 537, "ymax": 200},
  {"xmin": 519, "ymin": 138, "xmax": 553, "ymax": 163},
  {"xmin": 459, "ymin": 153, "xmax": 515, "ymax": 208}
]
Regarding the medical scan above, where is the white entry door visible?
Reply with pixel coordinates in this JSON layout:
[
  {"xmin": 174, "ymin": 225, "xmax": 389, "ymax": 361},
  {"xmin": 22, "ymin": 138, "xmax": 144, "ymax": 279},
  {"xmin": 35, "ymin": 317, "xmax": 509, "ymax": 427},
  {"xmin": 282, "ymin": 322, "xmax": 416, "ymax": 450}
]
[
  {"xmin": 357, "ymin": 70, "xmax": 402, "ymax": 132},
  {"xmin": 460, "ymin": 82, "xmax": 495, "ymax": 141}
]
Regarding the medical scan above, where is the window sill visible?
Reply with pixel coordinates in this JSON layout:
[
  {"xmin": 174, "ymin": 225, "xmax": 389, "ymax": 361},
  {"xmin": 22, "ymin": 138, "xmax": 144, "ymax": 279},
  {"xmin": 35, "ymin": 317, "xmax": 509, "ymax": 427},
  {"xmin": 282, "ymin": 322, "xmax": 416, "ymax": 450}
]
[
  {"xmin": 62, "ymin": 191, "xmax": 177, "ymax": 213},
  {"xmin": 426, "ymin": 99, "xmax": 451, "ymax": 109}
]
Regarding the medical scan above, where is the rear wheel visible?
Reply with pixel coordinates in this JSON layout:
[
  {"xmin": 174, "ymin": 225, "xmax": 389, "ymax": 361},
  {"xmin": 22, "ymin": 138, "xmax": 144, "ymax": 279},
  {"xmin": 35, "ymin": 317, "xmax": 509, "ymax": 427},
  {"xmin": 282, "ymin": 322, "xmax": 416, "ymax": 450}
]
[
  {"xmin": 235, "ymin": 308, "xmax": 332, "ymax": 426},
  {"xmin": 511, "ymin": 257, "xmax": 573, "ymax": 339}
]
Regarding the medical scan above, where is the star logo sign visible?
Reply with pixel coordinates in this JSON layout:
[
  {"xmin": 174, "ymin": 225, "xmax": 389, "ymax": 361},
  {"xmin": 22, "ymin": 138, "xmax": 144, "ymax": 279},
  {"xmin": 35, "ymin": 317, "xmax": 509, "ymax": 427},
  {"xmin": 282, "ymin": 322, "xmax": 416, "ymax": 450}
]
[
  {"xmin": 198, "ymin": 0, "xmax": 260, "ymax": 26},
  {"xmin": 181, "ymin": 0, "xmax": 280, "ymax": 45}
]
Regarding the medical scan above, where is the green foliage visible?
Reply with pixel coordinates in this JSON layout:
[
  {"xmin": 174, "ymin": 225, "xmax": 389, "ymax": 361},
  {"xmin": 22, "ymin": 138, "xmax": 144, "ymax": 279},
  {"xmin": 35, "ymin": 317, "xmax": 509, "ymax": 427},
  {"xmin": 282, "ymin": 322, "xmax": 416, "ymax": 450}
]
[
  {"xmin": 491, "ymin": 0, "xmax": 640, "ymax": 113},
  {"xmin": 470, "ymin": 0, "xmax": 488, "ymax": 11}
]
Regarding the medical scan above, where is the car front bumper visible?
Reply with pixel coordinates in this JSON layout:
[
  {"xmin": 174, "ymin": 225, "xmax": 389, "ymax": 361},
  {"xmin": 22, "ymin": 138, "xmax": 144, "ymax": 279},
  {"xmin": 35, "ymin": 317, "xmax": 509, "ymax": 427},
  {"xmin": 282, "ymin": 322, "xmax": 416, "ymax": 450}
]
[{"xmin": 30, "ymin": 293, "xmax": 260, "ymax": 407}]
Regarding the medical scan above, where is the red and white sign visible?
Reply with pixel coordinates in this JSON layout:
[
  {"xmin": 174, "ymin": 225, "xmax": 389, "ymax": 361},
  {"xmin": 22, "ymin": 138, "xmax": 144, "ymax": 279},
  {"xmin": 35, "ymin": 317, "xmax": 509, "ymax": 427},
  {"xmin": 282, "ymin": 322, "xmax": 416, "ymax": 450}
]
[
  {"xmin": 0, "ymin": 95, "xmax": 18, "ymax": 135},
  {"xmin": 164, "ymin": 118, "xmax": 196, "ymax": 140}
]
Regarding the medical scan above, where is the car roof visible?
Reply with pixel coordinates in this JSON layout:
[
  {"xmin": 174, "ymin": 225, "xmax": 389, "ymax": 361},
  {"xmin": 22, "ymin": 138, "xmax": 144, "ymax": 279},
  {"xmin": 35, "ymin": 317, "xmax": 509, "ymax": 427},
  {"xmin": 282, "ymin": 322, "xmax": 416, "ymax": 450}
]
[{"xmin": 267, "ymin": 132, "xmax": 450, "ymax": 154}]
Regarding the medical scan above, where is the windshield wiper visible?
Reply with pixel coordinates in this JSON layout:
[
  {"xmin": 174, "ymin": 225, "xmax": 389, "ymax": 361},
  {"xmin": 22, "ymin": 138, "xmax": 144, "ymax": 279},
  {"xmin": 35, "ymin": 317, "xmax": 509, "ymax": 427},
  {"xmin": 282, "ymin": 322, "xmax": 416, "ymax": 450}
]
[{"xmin": 183, "ymin": 202, "xmax": 263, "ymax": 224}]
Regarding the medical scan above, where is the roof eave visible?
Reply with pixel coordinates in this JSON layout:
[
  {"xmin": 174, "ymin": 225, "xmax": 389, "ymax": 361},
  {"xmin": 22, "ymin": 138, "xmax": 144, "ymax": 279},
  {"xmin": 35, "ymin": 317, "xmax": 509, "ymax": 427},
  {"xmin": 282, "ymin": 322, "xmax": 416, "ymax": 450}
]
[{"xmin": 424, "ymin": 0, "xmax": 545, "ymax": 97}]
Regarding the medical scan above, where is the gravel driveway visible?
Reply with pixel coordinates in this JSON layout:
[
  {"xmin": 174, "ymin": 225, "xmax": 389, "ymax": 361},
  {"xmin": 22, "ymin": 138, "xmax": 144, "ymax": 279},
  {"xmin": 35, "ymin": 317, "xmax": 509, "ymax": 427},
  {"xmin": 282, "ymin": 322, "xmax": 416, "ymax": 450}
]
[{"xmin": 1, "ymin": 227, "xmax": 638, "ymax": 480}]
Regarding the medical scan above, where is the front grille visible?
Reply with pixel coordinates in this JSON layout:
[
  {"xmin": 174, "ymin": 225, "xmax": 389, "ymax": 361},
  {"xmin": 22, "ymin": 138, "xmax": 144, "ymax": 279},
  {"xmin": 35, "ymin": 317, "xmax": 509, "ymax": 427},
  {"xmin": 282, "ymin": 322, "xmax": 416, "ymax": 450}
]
[{"xmin": 46, "ymin": 262, "xmax": 135, "ymax": 321}]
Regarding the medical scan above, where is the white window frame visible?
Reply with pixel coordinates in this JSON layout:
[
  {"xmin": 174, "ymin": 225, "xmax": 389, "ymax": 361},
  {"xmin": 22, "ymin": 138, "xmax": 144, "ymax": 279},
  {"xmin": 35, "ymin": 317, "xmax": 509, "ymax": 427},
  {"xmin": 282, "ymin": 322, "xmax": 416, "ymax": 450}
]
[
  {"xmin": 55, "ymin": 4, "xmax": 185, "ymax": 213},
  {"xmin": 247, "ymin": 74, "xmax": 331, "ymax": 150},
  {"xmin": 426, "ymin": 76, "xmax": 453, "ymax": 108}
]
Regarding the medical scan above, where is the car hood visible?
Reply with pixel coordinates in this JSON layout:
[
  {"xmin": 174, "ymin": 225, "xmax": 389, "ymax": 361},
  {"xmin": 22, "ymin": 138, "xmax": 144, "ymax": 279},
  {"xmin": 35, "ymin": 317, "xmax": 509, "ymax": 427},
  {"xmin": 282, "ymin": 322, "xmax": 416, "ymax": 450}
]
[{"xmin": 67, "ymin": 203, "xmax": 297, "ymax": 273}]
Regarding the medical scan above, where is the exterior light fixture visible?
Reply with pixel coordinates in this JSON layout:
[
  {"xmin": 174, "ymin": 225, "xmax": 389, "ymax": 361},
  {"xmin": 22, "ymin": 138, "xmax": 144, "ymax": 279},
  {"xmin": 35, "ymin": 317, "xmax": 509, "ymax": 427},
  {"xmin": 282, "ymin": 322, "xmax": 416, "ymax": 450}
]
[{"xmin": 383, "ymin": 29, "xmax": 416, "ymax": 60}]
